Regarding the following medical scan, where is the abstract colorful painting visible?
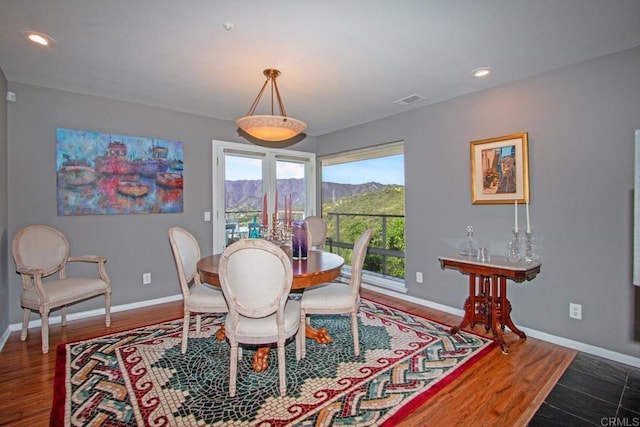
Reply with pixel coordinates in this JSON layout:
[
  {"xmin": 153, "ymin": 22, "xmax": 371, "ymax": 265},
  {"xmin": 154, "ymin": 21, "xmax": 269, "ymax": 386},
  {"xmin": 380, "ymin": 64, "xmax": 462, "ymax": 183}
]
[{"xmin": 56, "ymin": 128, "xmax": 184, "ymax": 215}]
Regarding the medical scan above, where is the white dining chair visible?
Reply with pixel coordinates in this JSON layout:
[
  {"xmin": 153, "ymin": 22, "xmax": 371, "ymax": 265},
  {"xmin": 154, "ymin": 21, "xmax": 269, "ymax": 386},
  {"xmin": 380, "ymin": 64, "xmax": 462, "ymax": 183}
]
[
  {"xmin": 218, "ymin": 239, "xmax": 302, "ymax": 397},
  {"xmin": 299, "ymin": 228, "xmax": 373, "ymax": 358},
  {"xmin": 304, "ymin": 216, "xmax": 328, "ymax": 249},
  {"xmin": 168, "ymin": 226, "xmax": 228, "ymax": 353}
]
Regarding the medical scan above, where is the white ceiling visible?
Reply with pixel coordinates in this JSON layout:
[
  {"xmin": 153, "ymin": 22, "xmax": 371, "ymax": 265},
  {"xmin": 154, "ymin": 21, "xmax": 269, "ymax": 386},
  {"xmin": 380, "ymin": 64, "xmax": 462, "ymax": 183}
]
[{"xmin": 2, "ymin": 1, "xmax": 640, "ymax": 137}]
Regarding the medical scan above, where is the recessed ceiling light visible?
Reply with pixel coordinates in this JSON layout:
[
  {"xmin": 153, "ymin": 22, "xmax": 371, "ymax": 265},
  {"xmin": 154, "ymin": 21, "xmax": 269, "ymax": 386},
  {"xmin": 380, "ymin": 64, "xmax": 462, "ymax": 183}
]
[
  {"xmin": 23, "ymin": 31, "xmax": 56, "ymax": 47},
  {"xmin": 471, "ymin": 67, "xmax": 492, "ymax": 78}
]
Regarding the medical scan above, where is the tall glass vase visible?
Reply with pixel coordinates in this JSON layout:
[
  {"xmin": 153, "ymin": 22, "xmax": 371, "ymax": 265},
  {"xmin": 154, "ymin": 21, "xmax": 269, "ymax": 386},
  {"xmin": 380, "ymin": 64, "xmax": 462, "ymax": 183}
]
[{"xmin": 291, "ymin": 220, "xmax": 308, "ymax": 260}]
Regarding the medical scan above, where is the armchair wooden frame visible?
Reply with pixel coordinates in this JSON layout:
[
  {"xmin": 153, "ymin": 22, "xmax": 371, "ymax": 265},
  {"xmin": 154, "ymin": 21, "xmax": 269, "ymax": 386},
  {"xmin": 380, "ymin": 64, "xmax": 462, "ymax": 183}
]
[{"xmin": 12, "ymin": 225, "xmax": 112, "ymax": 353}]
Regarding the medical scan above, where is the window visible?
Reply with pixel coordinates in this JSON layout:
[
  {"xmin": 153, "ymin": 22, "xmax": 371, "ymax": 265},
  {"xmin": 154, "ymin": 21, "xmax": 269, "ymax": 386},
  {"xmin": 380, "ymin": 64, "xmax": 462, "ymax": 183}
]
[
  {"xmin": 212, "ymin": 140, "xmax": 315, "ymax": 253},
  {"xmin": 320, "ymin": 141, "xmax": 406, "ymax": 292}
]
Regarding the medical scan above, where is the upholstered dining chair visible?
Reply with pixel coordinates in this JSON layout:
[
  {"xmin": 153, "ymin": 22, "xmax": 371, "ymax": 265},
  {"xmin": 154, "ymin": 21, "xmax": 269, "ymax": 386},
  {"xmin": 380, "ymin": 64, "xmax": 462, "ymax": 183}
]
[
  {"xmin": 218, "ymin": 239, "xmax": 302, "ymax": 397},
  {"xmin": 304, "ymin": 216, "xmax": 328, "ymax": 249},
  {"xmin": 12, "ymin": 224, "xmax": 112, "ymax": 353},
  {"xmin": 168, "ymin": 226, "xmax": 228, "ymax": 354},
  {"xmin": 299, "ymin": 228, "xmax": 373, "ymax": 358}
]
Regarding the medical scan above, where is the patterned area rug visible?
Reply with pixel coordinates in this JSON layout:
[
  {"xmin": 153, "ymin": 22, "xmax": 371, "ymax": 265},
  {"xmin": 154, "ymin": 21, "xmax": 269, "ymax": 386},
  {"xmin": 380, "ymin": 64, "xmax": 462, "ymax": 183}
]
[{"xmin": 51, "ymin": 298, "xmax": 496, "ymax": 426}]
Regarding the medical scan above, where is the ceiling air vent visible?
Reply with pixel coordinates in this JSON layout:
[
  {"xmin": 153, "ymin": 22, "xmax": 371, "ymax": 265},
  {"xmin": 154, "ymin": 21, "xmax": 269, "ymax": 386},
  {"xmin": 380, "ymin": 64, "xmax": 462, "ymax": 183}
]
[{"xmin": 393, "ymin": 94, "xmax": 426, "ymax": 106}]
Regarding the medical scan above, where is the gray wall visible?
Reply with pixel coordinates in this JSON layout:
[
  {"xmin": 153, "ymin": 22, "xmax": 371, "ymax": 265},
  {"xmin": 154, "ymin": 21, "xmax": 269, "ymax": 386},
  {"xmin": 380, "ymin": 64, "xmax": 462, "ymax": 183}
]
[
  {"xmin": 317, "ymin": 47, "xmax": 640, "ymax": 359},
  {"xmin": 1, "ymin": 69, "xmax": 8, "ymax": 336},
  {"xmin": 3, "ymin": 47, "xmax": 640, "ymax": 361},
  {"xmin": 4, "ymin": 83, "xmax": 316, "ymax": 320}
]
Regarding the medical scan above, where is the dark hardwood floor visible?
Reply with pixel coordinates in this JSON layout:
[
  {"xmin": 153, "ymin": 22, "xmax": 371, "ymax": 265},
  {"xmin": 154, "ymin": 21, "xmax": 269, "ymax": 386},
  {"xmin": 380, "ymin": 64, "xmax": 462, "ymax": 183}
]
[{"xmin": 0, "ymin": 288, "xmax": 576, "ymax": 426}]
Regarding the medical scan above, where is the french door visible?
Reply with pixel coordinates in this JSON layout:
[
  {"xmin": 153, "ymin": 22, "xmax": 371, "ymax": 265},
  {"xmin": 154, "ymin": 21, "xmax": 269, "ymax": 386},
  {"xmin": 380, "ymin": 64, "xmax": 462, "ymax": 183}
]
[{"xmin": 212, "ymin": 140, "xmax": 316, "ymax": 253}]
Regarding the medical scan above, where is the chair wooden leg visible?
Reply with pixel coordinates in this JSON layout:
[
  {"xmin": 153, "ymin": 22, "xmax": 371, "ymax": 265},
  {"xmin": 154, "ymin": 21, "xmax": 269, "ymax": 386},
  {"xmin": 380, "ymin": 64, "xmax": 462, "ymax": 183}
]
[
  {"xmin": 299, "ymin": 311, "xmax": 306, "ymax": 359},
  {"xmin": 181, "ymin": 312, "xmax": 190, "ymax": 354},
  {"xmin": 105, "ymin": 291, "xmax": 111, "ymax": 327},
  {"xmin": 61, "ymin": 306, "xmax": 67, "ymax": 327},
  {"xmin": 20, "ymin": 308, "xmax": 30, "ymax": 341},
  {"xmin": 351, "ymin": 311, "xmax": 359, "ymax": 357},
  {"xmin": 195, "ymin": 314, "xmax": 202, "ymax": 334},
  {"xmin": 296, "ymin": 325, "xmax": 302, "ymax": 361},
  {"xmin": 41, "ymin": 310, "xmax": 50, "ymax": 354},
  {"xmin": 277, "ymin": 342, "xmax": 286, "ymax": 396},
  {"xmin": 229, "ymin": 342, "xmax": 238, "ymax": 397}
]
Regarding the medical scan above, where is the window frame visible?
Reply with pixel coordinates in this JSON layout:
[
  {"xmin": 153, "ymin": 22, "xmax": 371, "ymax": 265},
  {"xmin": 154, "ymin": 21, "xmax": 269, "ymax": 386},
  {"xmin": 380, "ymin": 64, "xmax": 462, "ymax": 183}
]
[
  {"xmin": 319, "ymin": 141, "xmax": 406, "ymax": 293},
  {"xmin": 212, "ymin": 140, "xmax": 316, "ymax": 253}
]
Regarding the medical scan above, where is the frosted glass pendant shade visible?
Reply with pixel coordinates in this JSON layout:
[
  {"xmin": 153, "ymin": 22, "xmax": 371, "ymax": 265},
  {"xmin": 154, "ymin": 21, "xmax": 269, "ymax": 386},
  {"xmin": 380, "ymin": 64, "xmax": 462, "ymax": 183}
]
[
  {"xmin": 236, "ymin": 115, "xmax": 307, "ymax": 142},
  {"xmin": 236, "ymin": 69, "xmax": 306, "ymax": 142}
]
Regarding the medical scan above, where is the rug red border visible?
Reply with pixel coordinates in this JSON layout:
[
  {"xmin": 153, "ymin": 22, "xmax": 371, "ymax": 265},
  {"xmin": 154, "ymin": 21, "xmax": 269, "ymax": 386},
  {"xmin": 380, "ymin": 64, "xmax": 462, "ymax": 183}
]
[
  {"xmin": 49, "ymin": 316, "xmax": 184, "ymax": 426},
  {"xmin": 381, "ymin": 337, "xmax": 496, "ymax": 425},
  {"xmin": 360, "ymin": 297, "xmax": 499, "ymax": 426},
  {"xmin": 50, "ymin": 343, "xmax": 67, "ymax": 427}
]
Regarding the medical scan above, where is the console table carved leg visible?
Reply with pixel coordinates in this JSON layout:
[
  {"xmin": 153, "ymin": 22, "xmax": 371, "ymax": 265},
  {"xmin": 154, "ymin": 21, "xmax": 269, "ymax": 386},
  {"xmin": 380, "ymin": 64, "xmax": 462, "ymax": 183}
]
[
  {"xmin": 481, "ymin": 276, "xmax": 491, "ymax": 331},
  {"xmin": 500, "ymin": 276, "xmax": 526, "ymax": 339},
  {"xmin": 450, "ymin": 273, "xmax": 477, "ymax": 334},
  {"xmin": 490, "ymin": 273, "xmax": 509, "ymax": 353}
]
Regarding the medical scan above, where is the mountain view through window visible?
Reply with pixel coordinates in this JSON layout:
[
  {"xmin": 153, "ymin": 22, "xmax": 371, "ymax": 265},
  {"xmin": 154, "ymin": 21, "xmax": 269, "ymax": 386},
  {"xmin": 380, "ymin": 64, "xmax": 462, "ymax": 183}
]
[{"xmin": 321, "ymin": 148, "xmax": 405, "ymax": 281}]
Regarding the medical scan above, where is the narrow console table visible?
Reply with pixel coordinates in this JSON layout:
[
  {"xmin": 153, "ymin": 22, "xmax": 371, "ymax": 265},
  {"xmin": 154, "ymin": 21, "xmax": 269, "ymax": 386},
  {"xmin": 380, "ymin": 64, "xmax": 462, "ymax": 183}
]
[{"xmin": 438, "ymin": 254, "xmax": 541, "ymax": 354}]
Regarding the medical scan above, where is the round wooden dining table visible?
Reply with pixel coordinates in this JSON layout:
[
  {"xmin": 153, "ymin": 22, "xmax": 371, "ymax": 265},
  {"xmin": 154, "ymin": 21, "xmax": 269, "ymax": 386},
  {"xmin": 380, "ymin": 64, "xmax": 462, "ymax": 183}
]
[
  {"xmin": 197, "ymin": 248, "xmax": 344, "ymax": 290},
  {"xmin": 197, "ymin": 248, "xmax": 345, "ymax": 371}
]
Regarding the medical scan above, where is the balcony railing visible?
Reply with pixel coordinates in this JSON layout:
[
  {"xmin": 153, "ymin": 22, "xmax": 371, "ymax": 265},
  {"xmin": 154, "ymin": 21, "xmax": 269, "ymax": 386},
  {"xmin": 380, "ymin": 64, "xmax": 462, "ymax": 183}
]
[{"xmin": 323, "ymin": 212, "xmax": 405, "ymax": 279}]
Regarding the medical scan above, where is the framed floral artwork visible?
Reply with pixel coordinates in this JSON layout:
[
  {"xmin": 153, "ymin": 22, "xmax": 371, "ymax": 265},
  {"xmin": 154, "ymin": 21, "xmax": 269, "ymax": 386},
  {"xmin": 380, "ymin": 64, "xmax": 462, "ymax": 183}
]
[{"xmin": 470, "ymin": 132, "xmax": 529, "ymax": 204}]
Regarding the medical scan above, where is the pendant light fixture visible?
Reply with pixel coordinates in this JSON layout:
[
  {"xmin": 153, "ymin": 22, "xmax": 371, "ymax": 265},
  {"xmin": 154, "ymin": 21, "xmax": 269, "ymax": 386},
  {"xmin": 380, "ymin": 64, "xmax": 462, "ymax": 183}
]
[{"xmin": 236, "ymin": 69, "xmax": 307, "ymax": 142}]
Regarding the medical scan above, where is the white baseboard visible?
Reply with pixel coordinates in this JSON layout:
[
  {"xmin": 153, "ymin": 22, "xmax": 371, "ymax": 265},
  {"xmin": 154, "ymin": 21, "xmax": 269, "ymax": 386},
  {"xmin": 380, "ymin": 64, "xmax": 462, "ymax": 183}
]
[
  {"xmin": 2, "ymin": 287, "xmax": 639, "ymax": 369},
  {"xmin": 0, "ymin": 293, "xmax": 183, "ymax": 352},
  {"xmin": 362, "ymin": 284, "xmax": 640, "ymax": 368},
  {"xmin": 0, "ymin": 327, "xmax": 10, "ymax": 353}
]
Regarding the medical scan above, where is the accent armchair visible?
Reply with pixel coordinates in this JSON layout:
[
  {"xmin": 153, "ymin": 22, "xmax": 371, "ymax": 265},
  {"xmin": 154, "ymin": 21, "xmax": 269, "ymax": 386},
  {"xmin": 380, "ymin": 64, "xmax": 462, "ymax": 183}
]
[{"xmin": 12, "ymin": 225, "xmax": 112, "ymax": 353}]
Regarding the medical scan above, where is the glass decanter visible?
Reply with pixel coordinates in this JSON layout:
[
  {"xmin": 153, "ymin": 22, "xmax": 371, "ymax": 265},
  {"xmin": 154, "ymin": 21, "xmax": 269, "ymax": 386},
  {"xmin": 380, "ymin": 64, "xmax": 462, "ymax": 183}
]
[{"xmin": 459, "ymin": 225, "xmax": 478, "ymax": 257}]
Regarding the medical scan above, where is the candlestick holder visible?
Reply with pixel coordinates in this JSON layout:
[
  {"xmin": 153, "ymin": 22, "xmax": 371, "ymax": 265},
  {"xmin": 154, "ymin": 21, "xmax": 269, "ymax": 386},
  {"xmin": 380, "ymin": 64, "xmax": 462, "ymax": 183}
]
[
  {"xmin": 264, "ymin": 220, "xmax": 291, "ymax": 245},
  {"xmin": 524, "ymin": 231, "xmax": 534, "ymax": 263},
  {"xmin": 507, "ymin": 229, "xmax": 521, "ymax": 263}
]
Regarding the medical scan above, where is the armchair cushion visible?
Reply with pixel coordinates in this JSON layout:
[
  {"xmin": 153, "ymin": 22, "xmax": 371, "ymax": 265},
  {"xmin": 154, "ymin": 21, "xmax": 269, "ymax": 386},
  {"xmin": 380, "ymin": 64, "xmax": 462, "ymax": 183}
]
[{"xmin": 21, "ymin": 277, "xmax": 108, "ymax": 308}]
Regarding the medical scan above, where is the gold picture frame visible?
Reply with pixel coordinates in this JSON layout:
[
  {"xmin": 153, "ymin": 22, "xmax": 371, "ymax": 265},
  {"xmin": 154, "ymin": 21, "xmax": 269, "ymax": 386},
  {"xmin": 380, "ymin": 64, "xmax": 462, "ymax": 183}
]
[{"xmin": 470, "ymin": 132, "xmax": 529, "ymax": 204}]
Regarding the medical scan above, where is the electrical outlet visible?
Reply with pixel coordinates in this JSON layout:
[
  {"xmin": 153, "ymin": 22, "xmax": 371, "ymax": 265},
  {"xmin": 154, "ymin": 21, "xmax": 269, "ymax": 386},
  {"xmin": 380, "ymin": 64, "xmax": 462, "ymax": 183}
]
[
  {"xmin": 569, "ymin": 303, "xmax": 582, "ymax": 320},
  {"xmin": 143, "ymin": 272, "xmax": 151, "ymax": 285},
  {"xmin": 204, "ymin": 211, "xmax": 211, "ymax": 222},
  {"xmin": 416, "ymin": 272, "xmax": 423, "ymax": 283}
]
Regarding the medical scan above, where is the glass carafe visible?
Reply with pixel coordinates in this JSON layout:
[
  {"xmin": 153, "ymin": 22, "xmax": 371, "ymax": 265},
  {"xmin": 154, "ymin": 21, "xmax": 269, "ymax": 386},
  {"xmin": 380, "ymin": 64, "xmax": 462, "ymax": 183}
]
[{"xmin": 459, "ymin": 225, "xmax": 478, "ymax": 257}]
